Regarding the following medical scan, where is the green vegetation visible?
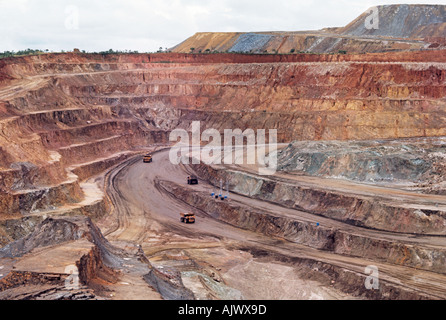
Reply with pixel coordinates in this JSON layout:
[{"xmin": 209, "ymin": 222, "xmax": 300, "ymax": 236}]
[
  {"xmin": 0, "ymin": 47, "xmax": 346, "ymax": 60},
  {"xmin": 96, "ymin": 49, "xmax": 139, "ymax": 55},
  {"xmin": 0, "ymin": 48, "xmax": 145, "ymax": 59},
  {"xmin": 0, "ymin": 49, "xmax": 48, "ymax": 59}
]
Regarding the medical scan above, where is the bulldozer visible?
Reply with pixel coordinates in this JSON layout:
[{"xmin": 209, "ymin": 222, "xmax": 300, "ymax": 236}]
[
  {"xmin": 180, "ymin": 213, "xmax": 196, "ymax": 224},
  {"xmin": 143, "ymin": 154, "xmax": 153, "ymax": 163}
]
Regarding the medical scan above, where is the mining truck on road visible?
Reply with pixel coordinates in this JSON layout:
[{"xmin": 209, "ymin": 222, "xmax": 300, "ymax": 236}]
[
  {"xmin": 187, "ymin": 175, "xmax": 198, "ymax": 185},
  {"xmin": 180, "ymin": 213, "xmax": 196, "ymax": 224},
  {"xmin": 143, "ymin": 154, "xmax": 153, "ymax": 163}
]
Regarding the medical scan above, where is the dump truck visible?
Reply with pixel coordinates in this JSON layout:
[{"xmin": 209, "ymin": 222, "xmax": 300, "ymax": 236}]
[
  {"xmin": 143, "ymin": 154, "xmax": 153, "ymax": 163},
  {"xmin": 187, "ymin": 175, "xmax": 198, "ymax": 185},
  {"xmin": 180, "ymin": 213, "xmax": 196, "ymax": 224}
]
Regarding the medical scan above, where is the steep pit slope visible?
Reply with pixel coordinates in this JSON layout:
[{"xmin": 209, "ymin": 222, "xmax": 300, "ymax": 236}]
[
  {"xmin": 171, "ymin": 4, "xmax": 446, "ymax": 54},
  {"xmin": 1, "ymin": 51, "xmax": 446, "ymax": 299},
  {"xmin": 1, "ymin": 51, "xmax": 446, "ymax": 231}
]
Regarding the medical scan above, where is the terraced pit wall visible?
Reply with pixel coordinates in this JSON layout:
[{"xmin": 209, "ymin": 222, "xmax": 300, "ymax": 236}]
[
  {"xmin": 1, "ymin": 51, "xmax": 446, "ymax": 240},
  {"xmin": 159, "ymin": 177, "xmax": 446, "ymax": 277}
]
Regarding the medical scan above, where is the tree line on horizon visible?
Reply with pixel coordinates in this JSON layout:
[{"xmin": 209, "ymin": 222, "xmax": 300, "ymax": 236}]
[
  {"xmin": 0, "ymin": 47, "xmax": 349, "ymax": 59},
  {"xmin": 0, "ymin": 48, "xmax": 144, "ymax": 59}
]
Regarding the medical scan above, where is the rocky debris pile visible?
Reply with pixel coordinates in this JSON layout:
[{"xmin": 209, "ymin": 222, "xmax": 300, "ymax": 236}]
[
  {"xmin": 0, "ymin": 271, "xmax": 98, "ymax": 300},
  {"xmin": 0, "ymin": 217, "xmax": 87, "ymax": 258},
  {"xmin": 339, "ymin": 5, "xmax": 446, "ymax": 38},
  {"xmin": 228, "ymin": 33, "xmax": 273, "ymax": 53},
  {"xmin": 144, "ymin": 266, "xmax": 195, "ymax": 300},
  {"xmin": 277, "ymin": 138, "xmax": 446, "ymax": 190},
  {"xmin": 171, "ymin": 5, "xmax": 446, "ymax": 54}
]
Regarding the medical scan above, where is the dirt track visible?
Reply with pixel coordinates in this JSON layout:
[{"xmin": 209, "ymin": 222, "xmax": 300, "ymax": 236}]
[{"xmin": 96, "ymin": 148, "xmax": 446, "ymax": 299}]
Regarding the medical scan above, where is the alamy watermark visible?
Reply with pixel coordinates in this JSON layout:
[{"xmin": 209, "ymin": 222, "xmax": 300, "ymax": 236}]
[
  {"xmin": 169, "ymin": 121, "xmax": 278, "ymax": 175},
  {"xmin": 365, "ymin": 6, "xmax": 379, "ymax": 30},
  {"xmin": 64, "ymin": 265, "xmax": 80, "ymax": 290},
  {"xmin": 65, "ymin": 5, "xmax": 80, "ymax": 30},
  {"xmin": 364, "ymin": 265, "xmax": 379, "ymax": 290}
]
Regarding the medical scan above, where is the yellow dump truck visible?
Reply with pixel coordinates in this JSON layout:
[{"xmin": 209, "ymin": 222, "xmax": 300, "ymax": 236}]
[
  {"xmin": 180, "ymin": 213, "xmax": 196, "ymax": 224},
  {"xmin": 143, "ymin": 154, "xmax": 153, "ymax": 163}
]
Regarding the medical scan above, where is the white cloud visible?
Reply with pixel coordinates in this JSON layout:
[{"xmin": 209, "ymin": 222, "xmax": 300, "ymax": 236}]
[{"xmin": 0, "ymin": 0, "xmax": 445, "ymax": 52}]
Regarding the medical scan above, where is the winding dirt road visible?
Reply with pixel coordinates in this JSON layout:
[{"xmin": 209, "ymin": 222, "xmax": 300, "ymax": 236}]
[{"xmin": 96, "ymin": 148, "xmax": 446, "ymax": 299}]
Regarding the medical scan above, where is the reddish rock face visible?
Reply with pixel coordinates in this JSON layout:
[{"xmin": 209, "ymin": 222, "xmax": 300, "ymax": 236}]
[
  {"xmin": 0, "ymin": 50, "xmax": 445, "ymax": 218},
  {"xmin": 2, "ymin": 50, "xmax": 446, "ymax": 300}
]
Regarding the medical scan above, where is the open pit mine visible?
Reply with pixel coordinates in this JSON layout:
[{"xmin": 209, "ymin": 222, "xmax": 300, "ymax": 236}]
[{"xmin": 2, "ymin": 4, "xmax": 446, "ymax": 301}]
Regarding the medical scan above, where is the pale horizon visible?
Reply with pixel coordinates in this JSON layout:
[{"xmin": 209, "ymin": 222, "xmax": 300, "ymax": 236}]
[{"xmin": 1, "ymin": 0, "xmax": 445, "ymax": 53}]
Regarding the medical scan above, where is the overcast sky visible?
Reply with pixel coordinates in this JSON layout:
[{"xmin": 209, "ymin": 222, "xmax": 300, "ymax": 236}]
[{"xmin": 1, "ymin": 0, "xmax": 445, "ymax": 52}]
